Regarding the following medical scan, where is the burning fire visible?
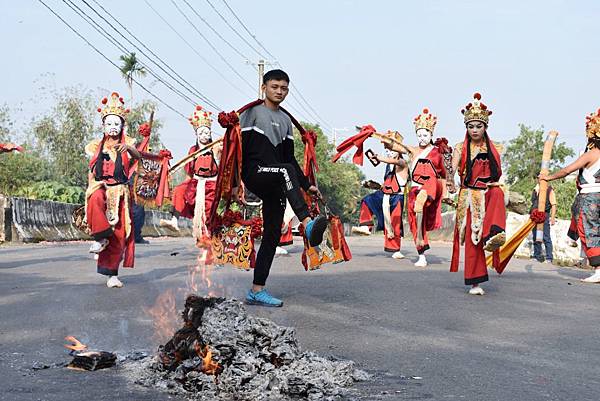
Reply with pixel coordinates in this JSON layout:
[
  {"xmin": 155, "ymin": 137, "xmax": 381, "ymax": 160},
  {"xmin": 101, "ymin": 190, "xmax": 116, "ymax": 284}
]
[
  {"xmin": 64, "ymin": 336, "xmax": 88, "ymax": 352},
  {"xmin": 144, "ymin": 289, "xmax": 179, "ymax": 344},
  {"xmin": 194, "ymin": 341, "xmax": 220, "ymax": 375},
  {"xmin": 186, "ymin": 255, "xmax": 224, "ymax": 298}
]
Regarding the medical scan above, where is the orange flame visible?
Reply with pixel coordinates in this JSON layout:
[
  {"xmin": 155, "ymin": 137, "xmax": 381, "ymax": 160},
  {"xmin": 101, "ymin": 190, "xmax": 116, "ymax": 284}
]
[
  {"xmin": 186, "ymin": 254, "xmax": 224, "ymax": 298},
  {"xmin": 144, "ymin": 289, "xmax": 179, "ymax": 344},
  {"xmin": 194, "ymin": 341, "xmax": 220, "ymax": 375},
  {"xmin": 64, "ymin": 336, "xmax": 88, "ymax": 352}
]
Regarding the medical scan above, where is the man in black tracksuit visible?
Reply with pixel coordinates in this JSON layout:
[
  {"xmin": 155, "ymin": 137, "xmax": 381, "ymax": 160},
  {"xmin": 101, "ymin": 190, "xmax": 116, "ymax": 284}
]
[{"xmin": 240, "ymin": 69, "xmax": 327, "ymax": 307}]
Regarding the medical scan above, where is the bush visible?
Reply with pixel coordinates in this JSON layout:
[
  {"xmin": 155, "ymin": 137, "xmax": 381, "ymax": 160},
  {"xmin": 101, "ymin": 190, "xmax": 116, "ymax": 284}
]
[{"xmin": 15, "ymin": 181, "xmax": 85, "ymax": 204}]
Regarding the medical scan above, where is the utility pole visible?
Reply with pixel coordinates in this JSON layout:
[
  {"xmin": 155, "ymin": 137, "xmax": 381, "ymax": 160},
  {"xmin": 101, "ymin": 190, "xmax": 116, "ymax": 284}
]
[
  {"xmin": 257, "ymin": 59, "xmax": 265, "ymax": 99},
  {"xmin": 332, "ymin": 127, "xmax": 349, "ymax": 147},
  {"xmin": 247, "ymin": 59, "xmax": 275, "ymax": 99},
  {"xmin": 246, "ymin": 59, "xmax": 277, "ymax": 99}
]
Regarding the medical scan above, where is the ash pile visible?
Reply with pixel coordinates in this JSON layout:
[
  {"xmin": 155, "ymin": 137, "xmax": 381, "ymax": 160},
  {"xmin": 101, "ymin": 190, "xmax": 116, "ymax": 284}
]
[{"xmin": 126, "ymin": 295, "xmax": 370, "ymax": 401}]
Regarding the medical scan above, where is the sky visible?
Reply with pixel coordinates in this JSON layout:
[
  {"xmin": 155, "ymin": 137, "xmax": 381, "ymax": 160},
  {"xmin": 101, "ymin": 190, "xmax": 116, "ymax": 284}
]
[{"xmin": 2, "ymin": 0, "xmax": 600, "ymax": 180}]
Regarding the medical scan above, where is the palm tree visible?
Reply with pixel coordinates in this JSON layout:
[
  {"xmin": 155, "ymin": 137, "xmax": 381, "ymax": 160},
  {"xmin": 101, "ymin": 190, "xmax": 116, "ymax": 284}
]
[{"xmin": 119, "ymin": 52, "xmax": 146, "ymax": 103}]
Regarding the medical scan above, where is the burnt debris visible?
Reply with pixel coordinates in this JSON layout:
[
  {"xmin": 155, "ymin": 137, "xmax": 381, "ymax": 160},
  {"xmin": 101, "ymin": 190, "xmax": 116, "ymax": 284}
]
[
  {"xmin": 68, "ymin": 351, "xmax": 117, "ymax": 371},
  {"xmin": 126, "ymin": 296, "xmax": 370, "ymax": 401}
]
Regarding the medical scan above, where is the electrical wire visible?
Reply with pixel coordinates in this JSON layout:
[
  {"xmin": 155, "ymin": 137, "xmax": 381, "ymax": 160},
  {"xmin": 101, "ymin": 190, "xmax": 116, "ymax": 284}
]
[
  {"xmin": 38, "ymin": 0, "xmax": 188, "ymax": 119},
  {"xmin": 87, "ymin": 0, "xmax": 220, "ymax": 110}
]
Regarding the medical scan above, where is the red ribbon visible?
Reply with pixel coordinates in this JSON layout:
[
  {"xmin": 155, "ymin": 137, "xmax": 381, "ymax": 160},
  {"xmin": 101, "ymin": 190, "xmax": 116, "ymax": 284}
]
[
  {"xmin": 154, "ymin": 150, "xmax": 172, "ymax": 207},
  {"xmin": 331, "ymin": 125, "xmax": 376, "ymax": 165},
  {"xmin": 434, "ymin": 137, "xmax": 451, "ymax": 154},
  {"xmin": 0, "ymin": 143, "xmax": 24, "ymax": 153},
  {"xmin": 208, "ymin": 109, "xmax": 244, "ymax": 231},
  {"xmin": 301, "ymin": 129, "xmax": 318, "ymax": 185},
  {"xmin": 138, "ymin": 123, "xmax": 152, "ymax": 137}
]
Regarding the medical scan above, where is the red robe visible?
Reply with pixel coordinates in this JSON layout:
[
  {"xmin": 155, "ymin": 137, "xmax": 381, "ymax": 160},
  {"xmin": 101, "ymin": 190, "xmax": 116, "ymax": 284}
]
[
  {"xmin": 85, "ymin": 136, "xmax": 135, "ymax": 276},
  {"xmin": 359, "ymin": 165, "xmax": 406, "ymax": 252},
  {"xmin": 172, "ymin": 145, "xmax": 218, "ymax": 218},
  {"xmin": 450, "ymin": 135, "xmax": 506, "ymax": 285},
  {"xmin": 172, "ymin": 145, "xmax": 218, "ymax": 242},
  {"xmin": 407, "ymin": 145, "xmax": 445, "ymax": 254}
]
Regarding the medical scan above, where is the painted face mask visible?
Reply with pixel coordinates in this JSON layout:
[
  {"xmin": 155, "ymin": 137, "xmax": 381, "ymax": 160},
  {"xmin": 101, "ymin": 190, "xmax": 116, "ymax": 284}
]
[
  {"xmin": 195, "ymin": 126, "xmax": 212, "ymax": 145},
  {"xmin": 103, "ymin": 114, "xmax": 123, "ymax": 138},
  {"xmin": 415, "ymin": 128, "xmax": 432, "ymax": 147}
]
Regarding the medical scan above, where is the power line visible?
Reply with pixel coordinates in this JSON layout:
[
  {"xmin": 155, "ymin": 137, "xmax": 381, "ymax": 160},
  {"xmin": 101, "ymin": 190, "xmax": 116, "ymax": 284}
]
[
  {"xmin": 87, "ymin": 0, "xmax": 220, "ymax": 110},
  {"xmin": 290, "ymin": 82, "xmax": 332, "ymax": 131},
  {"xmin": 37, "ymin": 0, "xmax": 187, "ymax": 119},
  {"xmin": 204, "ymin": 0, "xmax": 265, "ymax": 59},
  {"xmin": 142, "ymin": 0, "xmax": 249, "ymax": 99},
  {"xmin": 220, "ymin": 0, "xmax": 277, "ymax": 61},
  {"xmin": 170, "ymin": 0, "xmax": 255, "ymax": 94},
  {"xmin": 180, "ymin": 0, "xmax": 251, "ymax": 62},
  {"xmin": 216, "ymin": 0, "xmax": 333, "ymax": 130},
  {"xmin": 62, "ymin": 0, "xmax": 201, "ymax": 110}
]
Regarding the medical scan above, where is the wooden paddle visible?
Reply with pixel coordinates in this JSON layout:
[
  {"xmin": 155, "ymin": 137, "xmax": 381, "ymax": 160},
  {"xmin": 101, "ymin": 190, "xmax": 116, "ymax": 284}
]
[{"xmin": 535, "ymin": 130, "xmax": 558, "ymax": 242}]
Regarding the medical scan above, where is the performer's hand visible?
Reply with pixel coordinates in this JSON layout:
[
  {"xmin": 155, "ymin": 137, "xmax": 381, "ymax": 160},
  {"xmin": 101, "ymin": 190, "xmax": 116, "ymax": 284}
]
[
  {"xmin": 114, "ymin": 144, "xmax": 129, "ymax": 153},
  {"xmin": 538, "ymin": 173, "xmax": 551, "ymax": 181},
  {"xmin": 232, "ymin": 187, "xmax": 246, "ymax": 205},
  {"xmin": 307, "ymin": 185, "xmax": 322, "ymax": 200}
]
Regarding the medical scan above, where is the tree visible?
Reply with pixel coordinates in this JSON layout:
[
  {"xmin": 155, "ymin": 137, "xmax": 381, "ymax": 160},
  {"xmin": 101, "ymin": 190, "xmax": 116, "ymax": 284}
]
[
  {"xmin": 0, "ymin": 105, "xmax": 14, "ymax": 142},
  {"xmin": 126, "ymin": 100, "xmax": 164, "ymax": 151},
  {"xmin": 293, "ymin": 123, "xmax": 368, "ymax": 223},
  {"xmin": 119, "ymin": 52, "xmax": 146, "ymax": 102},
  {"xmin": 1, "ymin": 105, "xmax": 52, "ymax": 195},
  {"xmin": 504, "ymin": 124, "xmax": 574, "ymax": 185},
  {"xmin": 30, "ymin": 87, "xmax": 98, "ymax": 187},
  {"xmin": 504, "ymin": 124, "xmax": 576, "ymax": 219}
]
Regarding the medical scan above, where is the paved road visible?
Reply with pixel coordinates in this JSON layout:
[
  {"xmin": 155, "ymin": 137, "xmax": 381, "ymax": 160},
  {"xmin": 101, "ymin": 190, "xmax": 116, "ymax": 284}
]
[{"xmin": 0, "ymin": 236, "xmax": 598, "ymax": 401}]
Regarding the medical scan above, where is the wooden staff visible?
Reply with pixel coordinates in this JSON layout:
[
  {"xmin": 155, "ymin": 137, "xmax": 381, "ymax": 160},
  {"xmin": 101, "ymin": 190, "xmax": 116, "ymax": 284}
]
[
  {"xmin": 372, "ymin": 131, "xmax": 410, "ymax": 154},
  {"xmin": 535, "ymin": 130, "xmax": 559, "ymax": 242},
  {"xmin": 168, "ymin": 138, "xmax": 223, "ymax": 174}
]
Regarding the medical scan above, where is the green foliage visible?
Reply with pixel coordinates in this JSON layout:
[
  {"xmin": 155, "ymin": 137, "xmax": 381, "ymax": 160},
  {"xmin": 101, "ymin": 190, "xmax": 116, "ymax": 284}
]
[
  {"xmin": 0, "ymin": 105, "xmax": 14, "ymax": 142},
  {"xmin": 15, "ymin": 181, "xmax": 85, "ymax": 204},
  {"xmin": 504, "ymin": 124, "xmax": 574, "ymax": 184},
  {"xmin": 504, "ymin": 124, "xmax": 577, "ymax": 219},
  {"xmin": 508, "ymin": 176, "xmax": 577, "ymax": 220},
  {"xmin": 126, "ymin": 100, "xmax": 164, "ymax": 151},
  {"xmin": 0, "ymin": 150, "xmax": 53, "ymax": 195},
  {"xmin": 30, "ymin": 87, "xmax": 98, "ymax": 187},
  {"xmin": 0, "ymin": 88, "xmax": 167, "ymax": 208},
  {"xmin": 119, "ymin": 52, "xmax": 147, "ymax": 101},
  {"xmin": 293, "ymin": 123, "xmax": 367, "ymax": 223}
]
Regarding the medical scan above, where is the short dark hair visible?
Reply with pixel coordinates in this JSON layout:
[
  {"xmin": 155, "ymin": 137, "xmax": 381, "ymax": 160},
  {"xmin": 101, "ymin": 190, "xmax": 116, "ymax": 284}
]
[{"xmin": 263, "ymin": 69, "xmax": 289, "ymax": 84}]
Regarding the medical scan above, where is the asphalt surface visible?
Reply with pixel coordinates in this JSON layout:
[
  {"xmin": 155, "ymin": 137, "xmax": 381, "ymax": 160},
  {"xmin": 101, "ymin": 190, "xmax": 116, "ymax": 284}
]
[{"xmin": 0, "ymin": 235, "xmax": 598, "ymax": 401}]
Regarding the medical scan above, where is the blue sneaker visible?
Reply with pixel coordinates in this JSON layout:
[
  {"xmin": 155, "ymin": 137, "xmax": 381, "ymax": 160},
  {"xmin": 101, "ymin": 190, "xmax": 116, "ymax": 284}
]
[
  {"xmin": 246, "ymin": 289, "xmax": 283, "ymax": 307},
  {"xmin": 304, "ymin": 215, "xmax": 328, "ymax": 247}
]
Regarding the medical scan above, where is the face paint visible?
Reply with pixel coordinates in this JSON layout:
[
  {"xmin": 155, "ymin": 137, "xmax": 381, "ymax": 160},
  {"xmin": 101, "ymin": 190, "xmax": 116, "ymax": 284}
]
[
  {"xmin": 415, "ymin": 128, "xmax": 432, "ymax": 147},
  {"xmin": 466, "ymin": 121, "xmax": 486, "ymax": 142},
  {"xmin": 195, "ymin": 126, "xmax": 212, "ymax": 145},
  {"xmin": 103, "ymin": 114, "xmax": 123, "ymax": 138}
]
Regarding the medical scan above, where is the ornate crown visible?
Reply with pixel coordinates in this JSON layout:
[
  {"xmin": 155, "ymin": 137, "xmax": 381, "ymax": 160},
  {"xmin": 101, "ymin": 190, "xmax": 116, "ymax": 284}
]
[
  {"xmin": 461, "ymin": 92, "xmax": 492, "ymax": 125},
  {"xmin": 189, "ymin": 105, "xmax": 212, "ymax": 129},
  {"xmin": 97, "ymin": 92, "xmax": 129, "ymax": 120},
  {"xmin": 585, "ymin": 108, "xmax": 600, "ymax": 140},
  {"xmin": 413, "ymin": 108, "xmax": 437, "ymax": 133}
]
